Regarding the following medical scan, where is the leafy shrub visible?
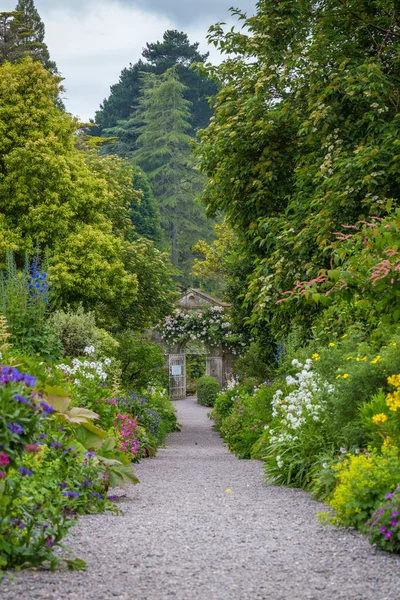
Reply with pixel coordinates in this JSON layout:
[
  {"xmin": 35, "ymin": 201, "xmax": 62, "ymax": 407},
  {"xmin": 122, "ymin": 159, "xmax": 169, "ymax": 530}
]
[
  {"xmin": 233, "ymin": 341, "xmax": 270, "ymax": 385},
  {"xmin": 115, "ymin": 332, "xmax": 167, "ymax": 389},
  {"xmin": 322, "ymin": 446, "xmax": 400, "ymax": 530},
  {"xmin": 197, "ymin": 375, "xmax": 220, "ymax": 407},
  {"xmin": 49, "ymin": 306, "xmax": 118, "ymax": 358},
  {"xmin": 211, "ymin": 388, "xmax": 237, "ymax": 430},
  {"xmin": 215, "ymin": 382, "xmax": 276, "ymax": 458},
  {"xmin": 366, "ymin": 485, "xmax": 400, "ymax": 553}
]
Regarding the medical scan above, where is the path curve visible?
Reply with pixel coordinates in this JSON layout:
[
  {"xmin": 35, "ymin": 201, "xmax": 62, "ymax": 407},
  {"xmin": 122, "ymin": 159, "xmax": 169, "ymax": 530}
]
[{"xmin": 3, "ymin": 396, "xmax": 400, "ymax": 599}]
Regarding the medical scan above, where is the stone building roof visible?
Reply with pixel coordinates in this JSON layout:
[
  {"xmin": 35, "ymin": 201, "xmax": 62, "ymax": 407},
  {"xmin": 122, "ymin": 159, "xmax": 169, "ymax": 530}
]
[{"xmin": 177, "ymin": 288, "xmax": 231, "ymax": 310}]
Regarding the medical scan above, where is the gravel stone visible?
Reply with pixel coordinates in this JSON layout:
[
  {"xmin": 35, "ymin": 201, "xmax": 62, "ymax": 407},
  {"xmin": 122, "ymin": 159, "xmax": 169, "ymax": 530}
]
[{"xmin": 3, "ymin": 396, "xmax": 399, "ymax": 599}]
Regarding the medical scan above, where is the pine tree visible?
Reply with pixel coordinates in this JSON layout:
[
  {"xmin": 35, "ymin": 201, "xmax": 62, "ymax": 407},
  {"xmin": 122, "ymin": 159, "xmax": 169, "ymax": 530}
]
[
  {"xmin": 13, "ymin": 0, "xmax": 57, "ymax": 73},
  {"xmin": 131, "ymin": 167, "xmax": 163, "ymax": 246},
  {"xmin": 94, "ymin": 30, "xmax": 217, "ymax": 136},
  {"xmin": 0, "ymin": 12, "xmax": 20, "ymax": 64},
  {"xmin": 133, "ymin": 68, "xmax": 211, "ymax": 282},
  {"xmin": 0, "ymin": 1, "xmax": 57, "ymax": 72}
]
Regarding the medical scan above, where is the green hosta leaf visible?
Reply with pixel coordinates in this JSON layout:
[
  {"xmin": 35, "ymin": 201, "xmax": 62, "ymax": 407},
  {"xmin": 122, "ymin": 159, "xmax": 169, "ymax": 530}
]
[
  {"xmin": 107, "ymin": 464, "xmax": 140, "ymax": 489},
  {"xmin": 74, "ymin": 423, "xmax": 108, "ymax": 449}
]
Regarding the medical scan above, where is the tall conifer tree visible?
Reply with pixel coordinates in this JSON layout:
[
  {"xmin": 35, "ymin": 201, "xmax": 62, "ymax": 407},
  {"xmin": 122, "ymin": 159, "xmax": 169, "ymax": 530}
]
[
  {"xmin": 0, "ymin": 1, "xmax": 57, "ymax": 72},
  {"xmin": 133, "ymin": 68, "xmax": 211, "ymax": 281},
  {"xmin": 13, "ymin": 0, "xmax": 57, "ymax": 72}
]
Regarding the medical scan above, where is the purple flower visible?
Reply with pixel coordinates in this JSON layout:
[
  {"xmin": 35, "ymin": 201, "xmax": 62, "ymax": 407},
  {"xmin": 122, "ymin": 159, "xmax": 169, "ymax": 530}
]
[
  {"xmin": 84, "ymin": 451, "xmax": 96, "ymax": 459},
  {"xmin": 390, "ymin": 521, "xmax": 398, "ymax": 527},
  {"xmin": 50, "ymin": 441, "xmax": 62, "ymax": 448},
  {"xmin": 13, "ymin": 394, "xmax": 29, "ymax": 405},
  {"xmin": 9, "ymin": 519, "xmax": 25, "ymax": 530},
  {"xmin": 91, "ymin": 492, "xmax": 103, "ymax": 500},
  {"xmin": 385, "ymin": 531, "xmax": 393, "ymax": 539},
  {"xmin": 107, "ymin": 495, "xmax": 118, "ymax": 502},
  {"xmin": 63, "ymin": 491, "xmax": 79, "ymax": 498},
  {"xmin": 40, "ymin": 402, "xmax": 54, "ymax": 415},
  {"xmin": 64, "ymin": 447, "xmax": 75, "ymax": 452},
  {"xmin": 57, "ymin": 427, "xmax": 65, "ymax": 431},
  {"xmin": 380, "ymin": 526, "xmax": 387, "ymax": 534},
  {"xmin": 18, "ymin": 467, "xmax": 33, "ymax": 477},
  {"xmin": 45, "ymin": 536, "xmax": 55, "ymax": 547},
  {"xmin": 385, "ymin": 492, "xmax": 394, "ymax": 500},
  {"xmin": 7, "ymin": 422, "xmax": 24, "ymax": 435},
  {"xmin": 391, "ymin": 511, "xmax": 399, "ymax": 517},
  {"xmin": 81, "ymin": 480, "xmax": 93, "ymax": 487},
  {"xmin": 37, "ymin": 433, "xmax": 48, "ymax": 439},
  {"xmin": 57, "ymin": 482, "xmax": 67, "ymax": 489},
  {"xmin": 23, "ymin": 374, "xmax": 37, "ymax": 387}
]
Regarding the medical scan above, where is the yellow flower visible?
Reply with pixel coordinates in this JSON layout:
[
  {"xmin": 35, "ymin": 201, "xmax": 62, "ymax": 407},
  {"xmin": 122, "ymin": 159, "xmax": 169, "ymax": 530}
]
[
  {"xmin": 390, "ymin": 341, "xmax": 397, "ymax": 347},
  {"xmin": 372, "ymin": 413, "xmax": 388, "ymax": 425},
  {"xmin": 356, "ymin": 356, "xmax": 367, "ymax": 362},
  {"xmin": 388, "ymin": 374, "xmax": 400, "ymax": 389},
  {"xmin": 341, "ymin": 334, "xmax": 348, "ymax": 338},
  {"xmin": 336, "ymin": 374, "xmax": 342, "ymax": 379},
  {"xmin": 343, "ymin": 373, "xmax": 349, "ymax": 379},
  {"xmin": 383, "ymin": 437, "xmax": 391, "ymax": 448},
  {"xmin": 312, "ymin": 353, "xmax": 320, "ymax": 360},
  {"xmin": 386, "ymin": 390, "xmax": 400, "ymax": 412},
  {"xmin": 371, "ymin": 356, "xmax": 381, "ymax": 365},
  {"xmin": 225, "ymin": 488, "xmax": 233, "ymax": 494},
  {"xmin": 346, "ymin": 356, "xmax": 353, "ymax": 360},
  {"xmin": 328, "ymin": 343, "xmax": 335, "ymax": 348}
]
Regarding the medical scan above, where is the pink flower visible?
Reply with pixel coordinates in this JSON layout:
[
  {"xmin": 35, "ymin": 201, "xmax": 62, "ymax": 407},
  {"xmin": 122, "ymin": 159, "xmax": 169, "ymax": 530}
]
[
  {"xmin": 0, "ymin": 453, "xmax": 10, "ymax": 466},
  {"xmin": 0, "ymin": 472, "xmax": 6, "ymax": 479}
]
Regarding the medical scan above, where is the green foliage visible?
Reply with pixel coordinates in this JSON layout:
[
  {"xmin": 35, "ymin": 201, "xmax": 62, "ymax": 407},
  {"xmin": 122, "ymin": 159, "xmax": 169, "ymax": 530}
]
[
  {"xmin": 95, "ymin": 30, "xmax": 217, "ymax": 135},
  {"xmin": 131, "ymin": 166, "xmax": 162, "ymax": 245},
  {"xmin": 0, "ymin": 59, "xmax": 174, "ymax": 329},
  {"xmin": 234, "ymin": 341, "xmax": 271, "ymax": 386},
  {"xmin": 0, "ymin": 251, "xmax": 61, "ymax": 359},
  {"xmin": 196, "ymin": 375, "xmax": 220, "ymax": 407},
  {"xmin": 49, "ymin": 306, "xmax": 119, "ymax": 359},
  {"xmin": 132, "ymin": 67, "xmax": 211, "ymax": 281},
  {"xmin": 322, "ymin": 447, "xmax": 400, "ymax": 530},
  {"xmin": 196, "ymin": 0, "xmax": 400, "ymax": 338},
  {"xmin": 186, "ymin": 354, "xmax": 205, "ymax": 395},
  {"xmin": 210, "ymin": 388, "xmax": 236, "ymax": 430},
  {"xmin": 0, "ymin": 1, "xmax": 56, "ymax": 73},
  {"xmin": 114, "ymin": 332, "xmax": 168, "ymax": 389}
]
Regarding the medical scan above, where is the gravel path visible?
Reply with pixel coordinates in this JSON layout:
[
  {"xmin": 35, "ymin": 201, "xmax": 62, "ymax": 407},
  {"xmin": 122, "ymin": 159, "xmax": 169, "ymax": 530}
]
[{"xmin": 3, "ymin": 396, "xmax": 400, "ymax": 600}]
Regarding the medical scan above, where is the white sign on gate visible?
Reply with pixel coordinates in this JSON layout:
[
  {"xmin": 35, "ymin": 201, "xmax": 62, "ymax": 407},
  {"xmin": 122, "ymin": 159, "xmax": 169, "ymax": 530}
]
[{"xmin": 171, "ymin": 365, "xmax": 182, "ymax": 376}]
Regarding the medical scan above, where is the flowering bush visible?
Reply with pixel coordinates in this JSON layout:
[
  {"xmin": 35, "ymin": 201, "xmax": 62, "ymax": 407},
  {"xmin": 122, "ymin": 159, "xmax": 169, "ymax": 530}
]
[
  {"xmin": 0, "ymin": 365, "xmax": 80, "ymax": 571},
  {"xmin": 0, "ymin": 251, "xmax": 60, "ymax": 359},
  {"xmin": 321, "ymin": 446, "xmax": 400, "ymax": 529},
  {"xmin": 161, "ymin": 306, "xmax": 247, "ymax": 353},
  {"xmin": 366, "ymin": 485, "xmax": 400, "ymax": 553},
  {"xmin": 113, "ymin": 414, "xmax": 139, "ymax": 456}
]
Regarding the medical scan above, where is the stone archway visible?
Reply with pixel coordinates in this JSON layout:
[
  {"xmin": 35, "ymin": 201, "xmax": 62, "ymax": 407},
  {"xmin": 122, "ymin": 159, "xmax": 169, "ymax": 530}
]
[{"xmin": 163, "ymin": 289, "xmax": 237, "ymax": 400}]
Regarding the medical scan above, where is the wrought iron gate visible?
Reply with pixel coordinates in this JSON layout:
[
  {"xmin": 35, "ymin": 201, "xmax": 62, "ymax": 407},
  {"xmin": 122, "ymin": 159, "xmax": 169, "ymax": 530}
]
[{"xmin": 169, "ymin": 354, "xmax": 186, "ymax": 399}]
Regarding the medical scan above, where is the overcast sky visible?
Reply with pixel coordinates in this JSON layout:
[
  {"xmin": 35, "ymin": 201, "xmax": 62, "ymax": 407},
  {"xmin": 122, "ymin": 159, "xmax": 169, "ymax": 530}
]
[{"xmin": 3, "ymin": 0, "xmax": 256, "ymax": 121}]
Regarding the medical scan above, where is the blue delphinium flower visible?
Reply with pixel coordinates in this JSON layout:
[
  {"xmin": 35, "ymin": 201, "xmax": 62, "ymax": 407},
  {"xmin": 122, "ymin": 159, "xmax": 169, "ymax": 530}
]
[{"xmin": 63, "ymin": 491, "xmax": 79, "ymax": 498}]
